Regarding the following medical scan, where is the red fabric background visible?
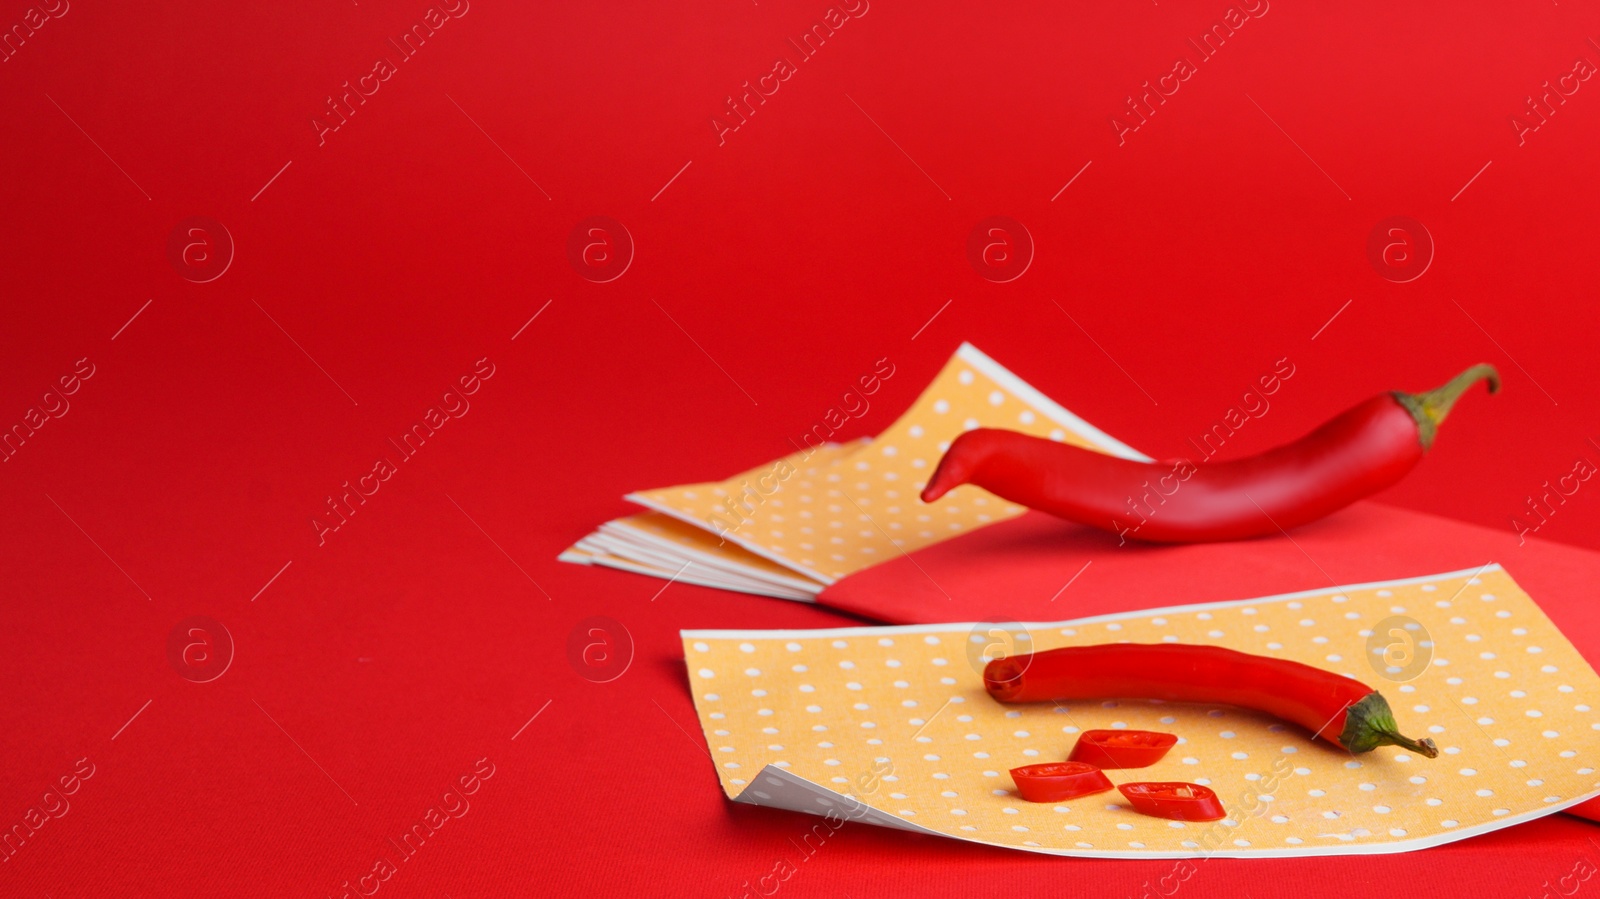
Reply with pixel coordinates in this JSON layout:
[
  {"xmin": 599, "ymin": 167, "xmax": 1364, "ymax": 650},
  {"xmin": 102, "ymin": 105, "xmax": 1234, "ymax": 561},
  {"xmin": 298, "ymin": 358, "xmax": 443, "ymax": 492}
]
[{"xmin": 4, "ymin": 1, "xmax": 1600, "ymax": 896}]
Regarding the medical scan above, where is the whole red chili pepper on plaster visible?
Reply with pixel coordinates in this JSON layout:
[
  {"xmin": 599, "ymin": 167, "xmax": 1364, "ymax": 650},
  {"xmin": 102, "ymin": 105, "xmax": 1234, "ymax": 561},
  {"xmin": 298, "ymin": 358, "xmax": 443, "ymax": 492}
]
[
  {"xmin": 985, "ymin": 643, "xmax": 1438, "ymax": 757},
  {"xmin": 920, "ymin": 365, "xmax": 1499, "ymax": 543}
]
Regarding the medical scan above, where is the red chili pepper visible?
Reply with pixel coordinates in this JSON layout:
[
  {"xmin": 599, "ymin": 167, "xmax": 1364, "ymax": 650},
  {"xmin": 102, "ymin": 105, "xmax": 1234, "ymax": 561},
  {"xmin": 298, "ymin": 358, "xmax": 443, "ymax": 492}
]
[
  {"xmin": 919, "ymin": 365, "xmax": 1498, "ymax": 543},
  {"xmin": 1008, "ymin": 761, "xmax": 1114, "ymax": 803},
  {"xmin": 1119, "ymin": 782, "xmax": 1226, "ymax": 822},
  {"xmin": 985, "ymin": 643, "xmax": 1437, "ymax": 758},
  {"xmin": 1068, "ymin": 729, "xmax": 1177, "ymax": 769}
]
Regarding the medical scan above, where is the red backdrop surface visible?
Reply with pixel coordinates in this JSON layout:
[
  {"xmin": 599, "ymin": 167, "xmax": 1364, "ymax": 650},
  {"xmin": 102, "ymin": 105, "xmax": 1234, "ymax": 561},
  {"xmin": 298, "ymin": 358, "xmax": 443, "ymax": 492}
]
[{"xmin": 4, "ymin": 1, "xmax": 1600, "ymax": 896}]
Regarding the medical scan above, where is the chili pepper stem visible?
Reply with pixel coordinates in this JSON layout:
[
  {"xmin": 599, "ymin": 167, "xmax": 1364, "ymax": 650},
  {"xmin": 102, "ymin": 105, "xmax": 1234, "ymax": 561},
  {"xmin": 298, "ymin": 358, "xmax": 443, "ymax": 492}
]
[
  {"xmin": 1393, "ymin": 364, "xmax": 1500, "ymax": 451},
  {"xmin": 1339, "ymin": 692, "xmax": 1440, "ymax": 758}
]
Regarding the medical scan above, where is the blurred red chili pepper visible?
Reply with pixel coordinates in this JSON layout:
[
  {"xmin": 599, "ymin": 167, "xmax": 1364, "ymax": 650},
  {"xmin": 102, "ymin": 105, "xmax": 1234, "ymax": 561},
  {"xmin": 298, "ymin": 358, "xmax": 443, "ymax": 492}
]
[
  {"xmin": 1119, "ymin": 782, "xmax": 1226, "ymax": 822},
  {"xmin": 1009, "ymin": 761, "xmax": 1114, "ymax": 803},
  {"xmin": 920, "ymin": 364, "xmax": 1499, "ymax": 542},
  {"xmin": 1068, "ymin": 729, "xmax": 1177, "ymax": 769},
  {"xmin": 986, "ymin": 643, "xmax": 1437, "ymax": 758}
]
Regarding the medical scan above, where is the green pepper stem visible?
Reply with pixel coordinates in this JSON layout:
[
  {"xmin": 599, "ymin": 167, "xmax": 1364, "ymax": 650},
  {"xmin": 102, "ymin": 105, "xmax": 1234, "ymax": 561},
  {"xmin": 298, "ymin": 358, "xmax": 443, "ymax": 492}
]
[
  {"xmin": 1340, "ymin": 692, "xmax": 1439, "ymax": 758},
  {"xmin": 1392, "ymin": 363, "xmax": 1500, "ymax": 451}
]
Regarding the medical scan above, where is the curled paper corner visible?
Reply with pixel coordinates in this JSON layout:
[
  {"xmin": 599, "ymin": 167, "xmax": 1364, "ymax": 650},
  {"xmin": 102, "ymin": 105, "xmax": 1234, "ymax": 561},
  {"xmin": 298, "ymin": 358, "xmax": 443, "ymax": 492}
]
[{"xmin": 733, "ymin": 764, "xmax": 935, "ymax": 836}]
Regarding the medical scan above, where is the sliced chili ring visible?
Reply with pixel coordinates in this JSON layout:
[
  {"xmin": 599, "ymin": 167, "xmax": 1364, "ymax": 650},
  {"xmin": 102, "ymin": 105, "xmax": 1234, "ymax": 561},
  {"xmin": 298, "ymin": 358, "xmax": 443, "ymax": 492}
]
[
  {"xmin": 1068, "ymin": 729, "xmax": 1178, "ymax": 769},
  {"xmin": 1009, "ymin": 762, "xmax": 1114, "ymax": 803},
  {"xmin": 1118, "ymin": 782, "xmax": 1226, "ymax": 822}
]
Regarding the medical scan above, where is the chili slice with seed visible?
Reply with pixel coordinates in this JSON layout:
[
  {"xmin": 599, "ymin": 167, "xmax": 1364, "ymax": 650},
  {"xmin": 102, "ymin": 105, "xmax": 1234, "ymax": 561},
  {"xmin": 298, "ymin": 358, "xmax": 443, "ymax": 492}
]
[
  {"xmin": 1119, "ymin": 782, "xmax": 1226, "ymax": 822},
  {"xmin": 1069, "ymin": 729, "xmax": 1178, "ymax": 769},
  {"xmin": 1009, "ymin": 762, "xmax": 1114, "ymax": 803}
]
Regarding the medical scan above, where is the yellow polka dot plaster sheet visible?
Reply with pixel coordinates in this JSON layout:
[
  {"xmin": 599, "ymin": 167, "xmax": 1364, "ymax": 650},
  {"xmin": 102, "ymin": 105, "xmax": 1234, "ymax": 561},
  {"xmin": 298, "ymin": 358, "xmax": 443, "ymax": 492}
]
[
  {"xmin": 560, "ymin": 443, "xmax": 865, "ymax": 599},
  {"xmin": 682, "ymin": 564, "xmax": 1600, "ymax": 858},
  {"xmin": 630, "ymin": 343, "xmax": 1149, "ymax": 585}
]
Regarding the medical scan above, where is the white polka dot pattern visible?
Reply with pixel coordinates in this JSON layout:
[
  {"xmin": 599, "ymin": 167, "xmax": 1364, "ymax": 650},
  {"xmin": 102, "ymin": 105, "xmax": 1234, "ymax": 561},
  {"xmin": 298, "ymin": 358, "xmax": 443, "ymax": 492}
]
[{"xmin": 683, "ymin": 565, "xmax": 1600, "ymax": 857}]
